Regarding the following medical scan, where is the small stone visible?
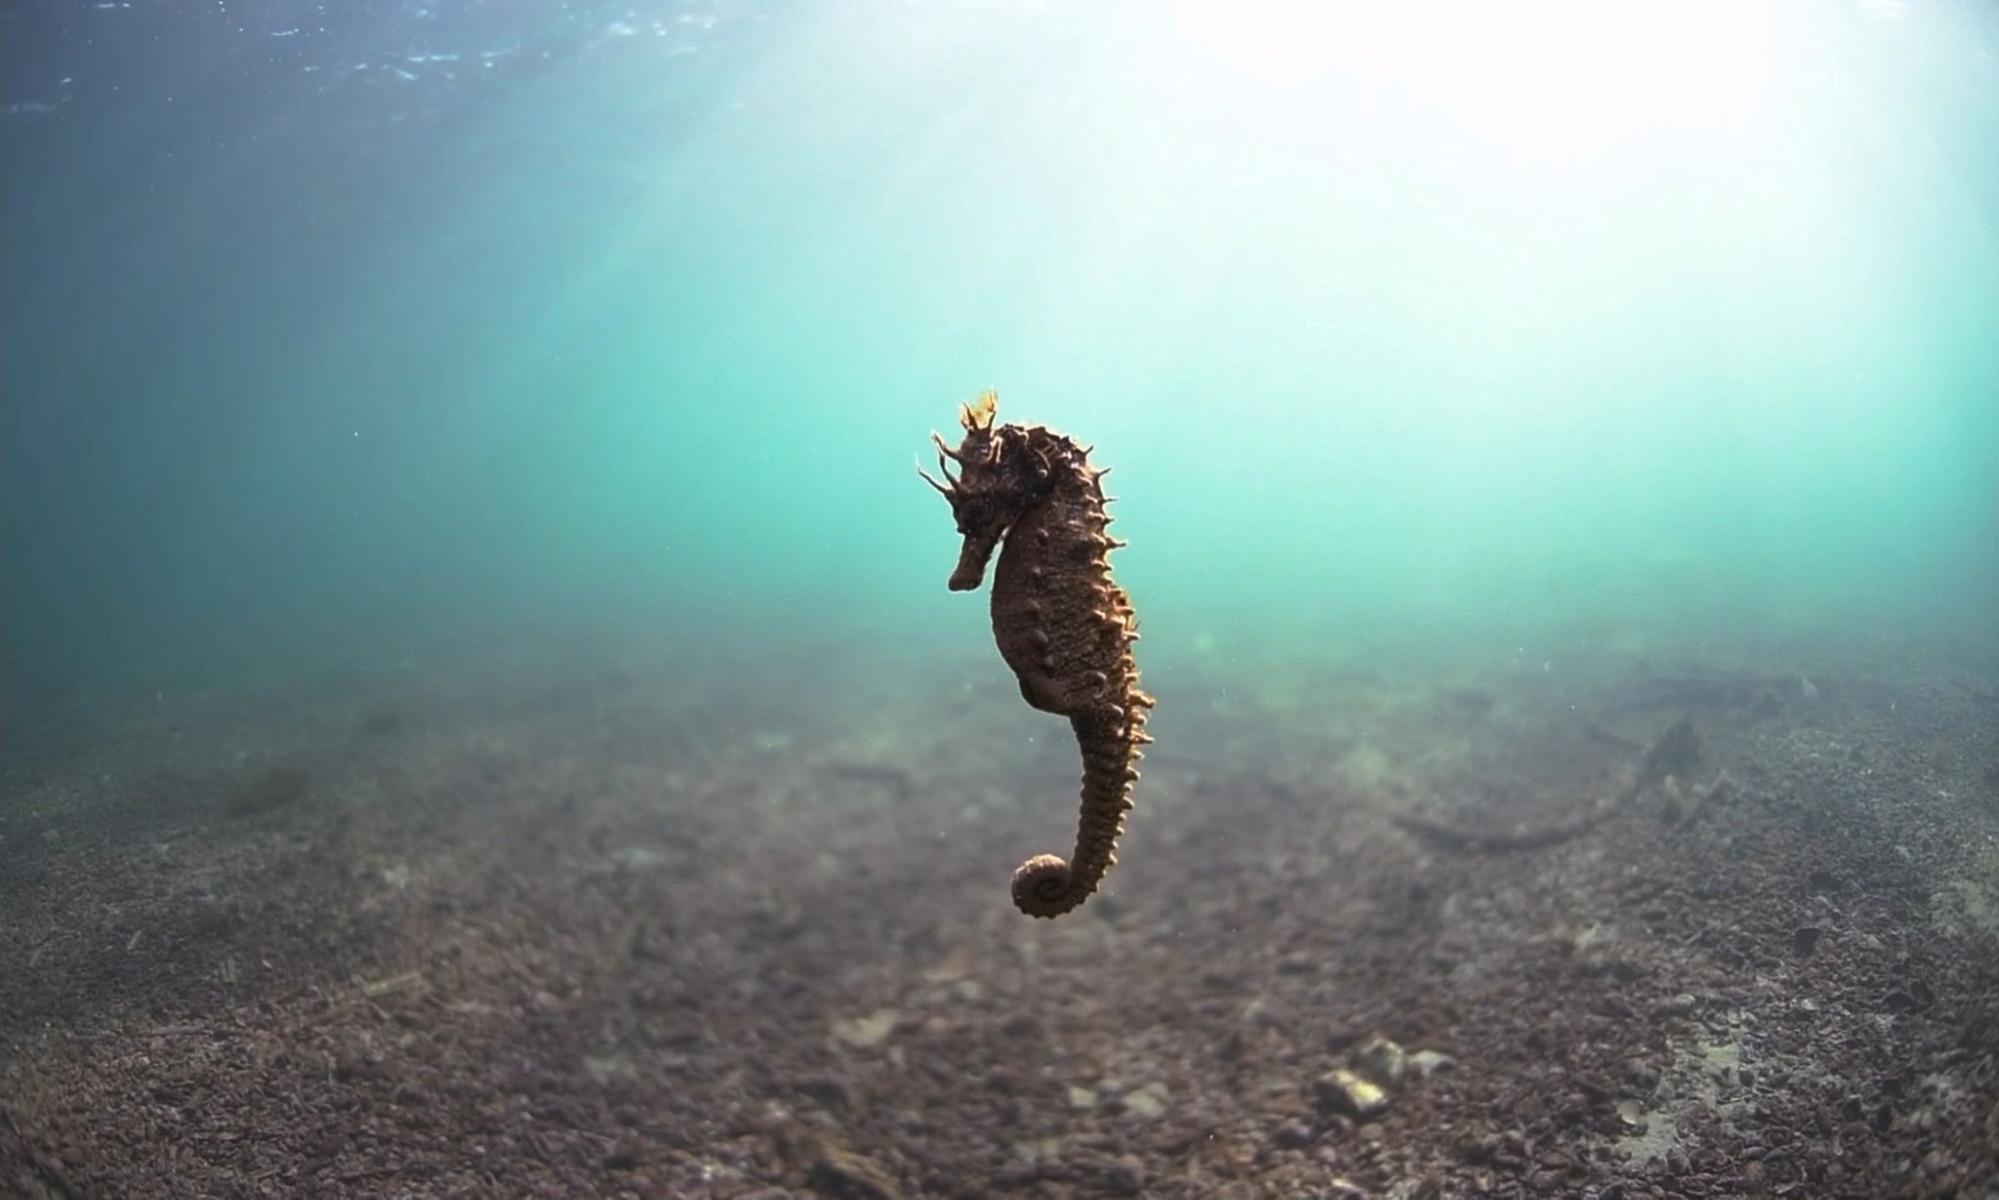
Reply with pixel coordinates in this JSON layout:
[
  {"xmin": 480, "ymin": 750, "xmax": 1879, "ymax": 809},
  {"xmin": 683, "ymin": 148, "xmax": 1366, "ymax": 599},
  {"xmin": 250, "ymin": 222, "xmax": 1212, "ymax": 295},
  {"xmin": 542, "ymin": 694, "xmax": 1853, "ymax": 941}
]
[
  {"xmin": 1791, "ymin": 926, "xmax": 1822, "ymax": 957},
  {"xmin": 1352, "ymin": 1036, "xmax": 1408, "ymax": 1089},
  {"xmin": 1067, "ymin": 1085, "xmax": 1098, "ymax": 1110},
  {"xmin": 1409, "ymin": 1049, "xmax": 1457, "ymax": 1079},
  {"xmin": 1648, "ymin": 993, "xmax": 1698, "ymax": 1021},
  {"xmin": 806, "ymin": 1142, "xmax": 901, "ymax": 1200},
  {"xmin": 1325, "ymin": 1026, "xmax": 1363, "ymax": 1052},
  {"xmin": 1882, "ymin": 988, "xmax": 1927, "ymax": 1013},
  {"xmin": 1121, "ymin": 1085, "xmax": 1167, "ymax": 1119},
  {"xmin": 830, "ymin": 1009, "xmax": 899, "ymax": 1048},
  {"xmin": 1273, "ymin": 1121, "xmax": 1315, "ymax": 1148},
  {"xmin": 796, "ymin": 1076, "xmax": 853, "ymax": 1112},
  {"xmin": 1603, "ymin": 958, "xmax": 1646, "ymax": 984},
  {"xmin": 1315, "ymin": 1068, "xmax": 1390, "ymax": 1121},
  {"xmin": 1092, "ymin": 1155, "xmax": 1145, "ymax": 1196}
]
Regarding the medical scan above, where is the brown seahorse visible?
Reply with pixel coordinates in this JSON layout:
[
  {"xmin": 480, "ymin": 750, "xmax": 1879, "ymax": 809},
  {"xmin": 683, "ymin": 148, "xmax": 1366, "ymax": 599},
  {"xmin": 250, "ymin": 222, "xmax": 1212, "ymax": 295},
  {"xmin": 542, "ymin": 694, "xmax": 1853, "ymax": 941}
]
[{"xmin": 920, "ymin": 391, "xmax": 1155, "ymax": 918}]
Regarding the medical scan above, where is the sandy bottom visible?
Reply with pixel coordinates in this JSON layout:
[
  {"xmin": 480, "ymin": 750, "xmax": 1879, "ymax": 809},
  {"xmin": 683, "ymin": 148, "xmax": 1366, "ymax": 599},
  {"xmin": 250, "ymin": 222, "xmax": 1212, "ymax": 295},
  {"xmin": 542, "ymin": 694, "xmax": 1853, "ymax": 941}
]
[{"xmin": 3, "ymin": 643, "xmax": 1997, "ymax": 1198}]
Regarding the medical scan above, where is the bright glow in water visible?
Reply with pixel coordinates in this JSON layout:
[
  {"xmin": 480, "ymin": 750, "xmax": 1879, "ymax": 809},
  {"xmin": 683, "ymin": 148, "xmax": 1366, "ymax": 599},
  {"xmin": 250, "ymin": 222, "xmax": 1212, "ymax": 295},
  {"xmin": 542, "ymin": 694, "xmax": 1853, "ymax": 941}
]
[{"xmin": 1, "ymin": 0, "xmax": 1994, "ymax": 701}]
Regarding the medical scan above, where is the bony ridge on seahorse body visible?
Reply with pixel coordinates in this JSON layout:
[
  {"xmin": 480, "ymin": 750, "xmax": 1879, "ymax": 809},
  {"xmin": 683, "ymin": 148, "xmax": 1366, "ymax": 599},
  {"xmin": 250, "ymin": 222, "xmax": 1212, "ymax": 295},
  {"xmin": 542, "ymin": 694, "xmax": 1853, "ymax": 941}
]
[{"xmin": 920, "ymin": 391, "xmax": 1154, "ymax": 918}]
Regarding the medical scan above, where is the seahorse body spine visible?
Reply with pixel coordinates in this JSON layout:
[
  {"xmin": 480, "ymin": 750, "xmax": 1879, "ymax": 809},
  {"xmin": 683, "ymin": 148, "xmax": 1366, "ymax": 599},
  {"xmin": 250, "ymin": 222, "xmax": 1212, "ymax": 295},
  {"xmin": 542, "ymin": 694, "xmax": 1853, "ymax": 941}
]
[{"xmin": 988, "ymin": 427, "xmax": 1153, "ymax": 918}]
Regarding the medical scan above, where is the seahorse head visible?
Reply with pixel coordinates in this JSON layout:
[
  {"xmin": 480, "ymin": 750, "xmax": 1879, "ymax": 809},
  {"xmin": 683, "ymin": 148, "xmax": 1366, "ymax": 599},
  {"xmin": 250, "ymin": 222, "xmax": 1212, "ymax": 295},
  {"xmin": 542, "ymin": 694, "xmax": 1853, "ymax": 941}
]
[{"xmin": 919, "ymin": 391, "xmax": 1052, "ymax": 591}]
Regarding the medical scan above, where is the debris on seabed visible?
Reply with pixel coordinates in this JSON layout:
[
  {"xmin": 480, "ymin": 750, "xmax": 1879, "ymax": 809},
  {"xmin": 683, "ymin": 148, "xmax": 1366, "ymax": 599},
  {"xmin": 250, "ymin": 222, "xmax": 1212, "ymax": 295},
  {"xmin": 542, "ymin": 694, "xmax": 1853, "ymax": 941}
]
[
  {"xmin": 830, "ymin": 1008, "xmax": 899, "ymax": 1049},
  {"xmin": 360, "ymin": 969, "xmax": 426, "ymax": 998}
]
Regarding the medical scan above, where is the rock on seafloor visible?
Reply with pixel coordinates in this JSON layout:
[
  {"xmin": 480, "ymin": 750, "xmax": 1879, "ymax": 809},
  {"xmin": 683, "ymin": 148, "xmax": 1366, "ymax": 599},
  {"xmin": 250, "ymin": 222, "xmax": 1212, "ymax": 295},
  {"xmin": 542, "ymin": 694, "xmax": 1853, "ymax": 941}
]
[
  {"xmin": 1316, "ymin": 1067, "xmax": 1390, "ymax": 1120},
  {"xmin": 1352, "ymin": 1035, "xmax": 1409, "ymax": 1089}
]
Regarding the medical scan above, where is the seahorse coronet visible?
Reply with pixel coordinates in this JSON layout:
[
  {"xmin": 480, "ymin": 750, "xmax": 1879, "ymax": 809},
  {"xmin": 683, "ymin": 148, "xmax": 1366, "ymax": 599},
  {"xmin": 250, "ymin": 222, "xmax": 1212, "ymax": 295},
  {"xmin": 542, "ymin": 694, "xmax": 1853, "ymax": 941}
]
[{"xmin": 922, "ymin": 392, "xmax": 1151, "ymax": 919}]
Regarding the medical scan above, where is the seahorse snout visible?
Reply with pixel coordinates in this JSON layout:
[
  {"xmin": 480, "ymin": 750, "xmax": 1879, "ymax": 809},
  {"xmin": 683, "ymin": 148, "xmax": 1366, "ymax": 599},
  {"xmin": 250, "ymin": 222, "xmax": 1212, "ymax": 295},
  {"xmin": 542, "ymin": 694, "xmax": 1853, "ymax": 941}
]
[{"xmin": 949, "ymin": 530, "xmax": 1000, "ymax": 591}]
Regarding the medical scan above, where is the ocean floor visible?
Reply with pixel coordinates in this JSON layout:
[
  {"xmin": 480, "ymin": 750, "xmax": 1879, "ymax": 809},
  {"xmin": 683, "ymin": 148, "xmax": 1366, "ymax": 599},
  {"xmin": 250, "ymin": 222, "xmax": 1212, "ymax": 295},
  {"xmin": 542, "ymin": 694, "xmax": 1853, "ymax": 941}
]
[{"xmin": 3, "ymin": 640, "xmax": 1997, "ymax": 1198}]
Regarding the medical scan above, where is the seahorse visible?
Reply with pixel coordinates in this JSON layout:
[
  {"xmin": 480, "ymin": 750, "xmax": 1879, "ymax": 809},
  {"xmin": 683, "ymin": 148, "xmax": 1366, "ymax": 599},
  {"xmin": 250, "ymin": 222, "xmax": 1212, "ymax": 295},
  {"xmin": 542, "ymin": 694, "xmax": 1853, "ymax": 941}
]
[{"xmin": 920, "ymin": 391, "xmax": 1155, "ymax": 918}]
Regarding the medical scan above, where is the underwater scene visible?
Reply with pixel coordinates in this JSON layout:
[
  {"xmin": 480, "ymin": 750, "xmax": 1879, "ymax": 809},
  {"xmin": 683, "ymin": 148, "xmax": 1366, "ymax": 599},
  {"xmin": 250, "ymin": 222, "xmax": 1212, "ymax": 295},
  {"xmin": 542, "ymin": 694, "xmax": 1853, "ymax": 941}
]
[{"xmin": 4, "ymin": 0, "xmax": 1997, "ymax": 1196}]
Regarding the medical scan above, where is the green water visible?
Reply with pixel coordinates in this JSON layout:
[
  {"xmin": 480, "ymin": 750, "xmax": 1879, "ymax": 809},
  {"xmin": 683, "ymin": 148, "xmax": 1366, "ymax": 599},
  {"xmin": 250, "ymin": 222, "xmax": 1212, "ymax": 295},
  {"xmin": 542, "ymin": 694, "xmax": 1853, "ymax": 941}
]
[{"xmin": 4, "ymin": 0, "xmax": 1995, "ymax": 732}]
